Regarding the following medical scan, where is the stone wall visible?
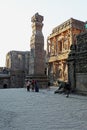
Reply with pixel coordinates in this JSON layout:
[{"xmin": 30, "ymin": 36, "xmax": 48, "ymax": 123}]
[
  {"xmin": 68, "ymin": 31, "xmax": 87, "ymax": 94},
  {"xmin": 75, "ymin": 32, "xmax": 87, "ymax": 94},
  {"xmin": 5, "ymin": 51, "xmax": 30, "ymax": 88},
  {"xmin": 0, "ymin": 67, "xmax": 10, "ymax": 88}
]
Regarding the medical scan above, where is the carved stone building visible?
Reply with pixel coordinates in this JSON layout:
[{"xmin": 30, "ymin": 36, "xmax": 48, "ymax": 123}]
[
  {"xmin": 68, "ymin": 31, "xmax": 87, "ymax": 94},
  {"xmin": 1, "ymin": 14, "xmax": 86, "ymax": 91},
  {"xmin": 47, "ymin": 18, "xmax": 85, "ymax": 84},
  {"xmin": 5, "ymin": 50, "xmax": 29, "ymax": 88}
]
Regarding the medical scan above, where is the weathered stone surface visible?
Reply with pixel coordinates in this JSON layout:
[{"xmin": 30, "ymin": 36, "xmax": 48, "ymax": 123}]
[
  {"xmin": 0, "ymin": 67, "xmax": 10, "ymax": 88},
  {"xmin": 68, "ymin": 31, "xmax": 87, "ymax": 94},
  {"xmin": 29, "ymin": 13, "xmax": 45, "ymax": 75},
  {"xmin": 5, "ymin": 51, "xmax": 29, "ymax": 88},
  {"xmin": 27, "ymin": 13, "xmax": 48, "ymax": 88},
  {"xmin": 47, "ymin": 18, "xmax": 85, "ymax": 85}
]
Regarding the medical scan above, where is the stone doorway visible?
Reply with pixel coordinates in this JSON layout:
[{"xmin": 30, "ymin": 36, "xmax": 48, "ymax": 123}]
[{"xmin": 3, "ymin": 84, "xmax": 7, "ymax": 88}]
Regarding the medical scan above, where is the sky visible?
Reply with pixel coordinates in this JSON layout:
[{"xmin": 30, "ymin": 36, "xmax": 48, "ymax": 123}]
[{"xmin": 0, "ymin": 0, "xmax": 87, "ymax": 67}]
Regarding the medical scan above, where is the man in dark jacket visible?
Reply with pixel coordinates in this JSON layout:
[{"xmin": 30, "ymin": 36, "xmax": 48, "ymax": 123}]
[{"xmin": 54, "ymin": 80, "xmax": 71, "ymax": 97}]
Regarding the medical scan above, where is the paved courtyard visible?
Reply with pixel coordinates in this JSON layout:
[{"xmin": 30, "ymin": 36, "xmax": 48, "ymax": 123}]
[{"xmin": 0, "ymin": 87, "xmax": 87, "ymax": 130}]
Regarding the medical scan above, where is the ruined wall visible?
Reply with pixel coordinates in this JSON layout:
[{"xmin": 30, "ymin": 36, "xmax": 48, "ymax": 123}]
[{"xmin": 5, "ymin": 51, "xmax": 30, "ymax": 88}]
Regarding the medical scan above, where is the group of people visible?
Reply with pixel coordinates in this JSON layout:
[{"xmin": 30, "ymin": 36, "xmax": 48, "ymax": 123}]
[
  {"xmin": 25, "ymin": 79, "xmax": 39, "ymax": 92},
  {"xmin": 26, "ymin": 79, "xmax": 71, "ymax": 97}
]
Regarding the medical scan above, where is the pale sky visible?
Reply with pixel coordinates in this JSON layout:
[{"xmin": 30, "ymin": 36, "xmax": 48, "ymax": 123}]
[{"xmin": 0, "ymin": 0, "xmax": 87, "ymax": 67}]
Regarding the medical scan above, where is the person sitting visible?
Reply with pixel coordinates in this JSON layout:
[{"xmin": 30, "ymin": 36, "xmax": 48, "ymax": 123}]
[
  {"xmin": 54, "ymin": 80, "xmax": 71, "ymax": 97},
  {"xmin": 54, "ymin": 80, "xmax": 65, "ymax": 94}
]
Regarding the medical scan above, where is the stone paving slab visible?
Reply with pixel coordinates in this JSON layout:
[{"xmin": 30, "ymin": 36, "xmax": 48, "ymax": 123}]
[{"xmin": 0, "ymin": 87, "xmax": 87, "ymax": 130}]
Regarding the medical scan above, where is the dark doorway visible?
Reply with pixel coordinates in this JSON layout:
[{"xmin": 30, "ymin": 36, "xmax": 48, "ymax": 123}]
[{"xmin": 3, "ymin": 84, "xmax": 7, "ymax": 88}]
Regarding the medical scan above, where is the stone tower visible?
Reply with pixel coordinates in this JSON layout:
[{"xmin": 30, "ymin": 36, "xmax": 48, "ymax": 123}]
[
  {"xmin": 29, "ymin": 13, "xmax": 45, "ymax": 75},
  {"xmin": 28, "ymin": 13, "xmax": 48, "ymax": 87}
]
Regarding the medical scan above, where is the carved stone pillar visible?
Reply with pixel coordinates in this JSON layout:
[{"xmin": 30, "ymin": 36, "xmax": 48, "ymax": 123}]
[
  {"xmin": 29, "ymin": 13, "xmax": 44, "ymax": 75},
  {"xmin": 67, "ymin": 45, "xmax": 76, "ymax": 91},
  {"xmin": 27, "ymin": 13, "xmax": 48, "ymax": 88}
]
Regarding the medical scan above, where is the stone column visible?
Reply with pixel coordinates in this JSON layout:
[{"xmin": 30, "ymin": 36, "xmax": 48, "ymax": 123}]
[
  {"xmin": 27, "ymin": 13, "xmax": 48, "ymax": 88},
  {"xmin": 29, "ymin": 13, "xmax": 44, "ymax": 75},
  {"xmin": 67, "ymin": 45, "xmax": 76, "ymax": 91}
]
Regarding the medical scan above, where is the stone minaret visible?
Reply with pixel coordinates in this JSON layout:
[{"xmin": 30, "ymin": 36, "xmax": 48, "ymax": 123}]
[{"xmin": 29, "ymin": 13, "xmax": 45, "ymax": 75}]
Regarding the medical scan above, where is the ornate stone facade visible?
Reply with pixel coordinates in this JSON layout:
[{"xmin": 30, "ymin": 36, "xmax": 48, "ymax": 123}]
[
  {"xmin": 47, "ymin": 18, "xmax": 85, "ymax": 84},
  {"xmin": 68, "ymin": 31, "xmax": 87, "ymax": 94}
]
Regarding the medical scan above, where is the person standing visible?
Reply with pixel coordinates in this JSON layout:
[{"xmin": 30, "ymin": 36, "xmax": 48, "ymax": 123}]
[
  {"xmin": 26, "ymin": 80, "xmax": 31, "ymax": 91},
  {"xmin": 35, "ymin": 80, "xmax": 39, "ymax": 92},
  {"xmin": 31, "ymin": 80, "xmax": 35, "ymax": 91},
  {"xmin": 65, "ymin": 82, "xmax": 71, "ymax": 98}
]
